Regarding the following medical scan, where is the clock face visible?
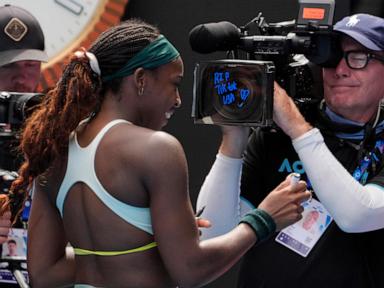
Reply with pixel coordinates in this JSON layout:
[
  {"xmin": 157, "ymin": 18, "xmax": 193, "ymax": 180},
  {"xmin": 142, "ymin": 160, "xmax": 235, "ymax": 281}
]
[{"xmin": 0, "ymin": 0, "xmax": 128, "ymax": 90}]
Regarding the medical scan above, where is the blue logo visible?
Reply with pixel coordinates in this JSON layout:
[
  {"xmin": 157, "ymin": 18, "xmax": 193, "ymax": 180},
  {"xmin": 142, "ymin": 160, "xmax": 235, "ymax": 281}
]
[{"xmin": 278, "ymin": 158, "xmax": 305, "ymax": 174}]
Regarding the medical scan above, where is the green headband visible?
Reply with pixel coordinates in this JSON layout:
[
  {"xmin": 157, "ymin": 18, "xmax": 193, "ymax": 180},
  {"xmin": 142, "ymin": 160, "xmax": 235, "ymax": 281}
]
[{"xmin": 102, "ymin": 34, "xmax": 180, "ymax": 82}]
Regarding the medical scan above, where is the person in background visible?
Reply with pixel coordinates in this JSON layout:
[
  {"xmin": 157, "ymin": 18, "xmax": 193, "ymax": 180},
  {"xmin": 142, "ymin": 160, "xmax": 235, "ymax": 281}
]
[
  {"xmin": 198, "ymin": 13, "xmax": 384, "ymax": 288},
  {"xmin": 0, "ymin": 4, "xmax": 48, "ymax": 244},
  {"xmin": 0, "ymin": 4, "xmax": 47, "ymax": 94}
]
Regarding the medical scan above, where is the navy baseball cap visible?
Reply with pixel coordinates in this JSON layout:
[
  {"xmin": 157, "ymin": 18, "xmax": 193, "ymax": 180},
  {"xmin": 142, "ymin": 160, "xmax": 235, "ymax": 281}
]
[
  {"xmin": 334, "ymin": 14, "xmax": 384, "ymax": 51},
  {"xmin": 0, "ymin": 4, "xmax": 48, "ymax": 67}
]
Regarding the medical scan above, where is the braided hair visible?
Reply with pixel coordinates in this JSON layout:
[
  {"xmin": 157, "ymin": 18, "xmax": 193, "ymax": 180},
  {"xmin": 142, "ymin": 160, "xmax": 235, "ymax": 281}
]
[
  {"xmin": 90, "ymin": 18, "xmax": 160, "ymax": 93},
  {"xmin": 2, "ymin": 19, "xmax": 160, "ymax": 222}
]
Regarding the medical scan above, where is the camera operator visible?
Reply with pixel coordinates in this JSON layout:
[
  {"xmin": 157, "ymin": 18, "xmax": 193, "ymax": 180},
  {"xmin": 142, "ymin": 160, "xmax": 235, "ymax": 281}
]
[
  {"xmin": 0, "ymin": 4, "xmax": 48, "ymax": 244},
  {"xmin": 197, "ymin": 13, "xmax": 384, "ymax": 288}
]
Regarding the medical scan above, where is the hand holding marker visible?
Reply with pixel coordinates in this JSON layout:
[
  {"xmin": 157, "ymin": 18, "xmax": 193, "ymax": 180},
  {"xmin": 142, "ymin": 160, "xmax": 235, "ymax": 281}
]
[{"xmin": 290, "ymin": 173, "xmax": 312, "ymax": 203}]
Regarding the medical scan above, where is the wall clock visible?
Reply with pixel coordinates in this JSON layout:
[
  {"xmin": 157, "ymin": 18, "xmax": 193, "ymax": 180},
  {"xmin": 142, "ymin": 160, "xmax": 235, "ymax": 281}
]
[{"xmin": 0, "ymin": 0, "xmax": 129, "ymax": 90}]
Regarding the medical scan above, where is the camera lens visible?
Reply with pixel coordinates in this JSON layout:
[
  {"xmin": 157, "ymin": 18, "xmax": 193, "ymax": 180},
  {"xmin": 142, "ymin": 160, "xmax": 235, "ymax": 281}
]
[
  {"xmin": 202, "ymin": 64, "xmax": 264, "ymax": 120},
  {"xmin": 13, "ymin": 93, "xmax": 43, "ymax": 121}
]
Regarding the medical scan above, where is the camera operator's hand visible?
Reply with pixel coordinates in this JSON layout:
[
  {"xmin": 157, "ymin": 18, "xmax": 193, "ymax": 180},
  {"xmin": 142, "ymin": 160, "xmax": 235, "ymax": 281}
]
[
  {"xmin": 218, "ymin": 125, "xmax": 250, "ymax": 158},
  {"xmin": 258, "ymin": 174, "xmax": 311, "ymax": 231},
  {"xmin": 272, "ymin": 82, "xmax": 312, "ymax": 139}
]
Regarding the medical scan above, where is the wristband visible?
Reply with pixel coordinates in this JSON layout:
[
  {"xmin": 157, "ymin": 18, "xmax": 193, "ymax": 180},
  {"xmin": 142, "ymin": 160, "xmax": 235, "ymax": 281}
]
[{"xmin": 239, "ymin": 209, "xmax": 276, "ymax": 242}]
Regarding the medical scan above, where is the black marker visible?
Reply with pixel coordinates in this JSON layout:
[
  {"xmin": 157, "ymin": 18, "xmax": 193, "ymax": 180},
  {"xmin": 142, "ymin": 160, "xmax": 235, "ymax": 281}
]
[{"xmin": 195, "ymin": 206, "xmax": 206, "ymax": 217}]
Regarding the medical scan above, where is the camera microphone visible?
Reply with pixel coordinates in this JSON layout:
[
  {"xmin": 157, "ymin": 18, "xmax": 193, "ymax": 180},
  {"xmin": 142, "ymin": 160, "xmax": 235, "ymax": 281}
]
[{"xmin": 189, "ymin": 21, "xmax": 241, "ymax": 54}]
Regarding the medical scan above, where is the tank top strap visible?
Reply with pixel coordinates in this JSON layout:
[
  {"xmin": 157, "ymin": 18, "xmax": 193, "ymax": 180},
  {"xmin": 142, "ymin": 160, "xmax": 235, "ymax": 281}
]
[{"xmin": 87, "ymin": 119, "xmax": 132, "ymax": 150}]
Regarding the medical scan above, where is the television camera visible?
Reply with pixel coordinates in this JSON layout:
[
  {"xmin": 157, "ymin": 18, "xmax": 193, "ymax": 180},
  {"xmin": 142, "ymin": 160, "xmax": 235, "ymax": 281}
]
[
  {"xmin": 0, "ymin": 91, "xmax": 42, "ymax": 195},
  {"xmin": 0, "ymin": 91, "xmax": 42, "ymax": 135},
  {"xmin": 190, "ymin": 0, "xmax": 342, "ymax": 127}
]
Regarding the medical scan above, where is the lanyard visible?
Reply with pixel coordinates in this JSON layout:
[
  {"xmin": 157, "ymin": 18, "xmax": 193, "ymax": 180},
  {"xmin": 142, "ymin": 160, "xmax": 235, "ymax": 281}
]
[{"xmin": 352, "ymin": 139, "xmax": 384, "ymax": 184}]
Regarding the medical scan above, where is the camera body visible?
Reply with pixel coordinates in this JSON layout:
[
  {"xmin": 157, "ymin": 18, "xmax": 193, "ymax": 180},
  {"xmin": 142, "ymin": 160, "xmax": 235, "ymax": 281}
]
[
  {"xmin": 0, "ymin": 91, "xmax": 43, "ymax": 133},
  {"xmin": 190, "ymin": 0, "xmax": 338, "ymax": 127},
  {"xmin": 0, "ymin": 91, "xmax": 42, "ymax": 178}
]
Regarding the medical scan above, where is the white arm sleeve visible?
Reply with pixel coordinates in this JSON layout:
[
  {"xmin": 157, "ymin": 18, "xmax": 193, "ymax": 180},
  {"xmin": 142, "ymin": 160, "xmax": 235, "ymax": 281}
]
[
  {"xmin": 293, "ymin": 128, "xmax": 384, "ymax": 232},
  {"xmin": 197, "ymin": 154, "xmax": 253, "ymax": 240}
]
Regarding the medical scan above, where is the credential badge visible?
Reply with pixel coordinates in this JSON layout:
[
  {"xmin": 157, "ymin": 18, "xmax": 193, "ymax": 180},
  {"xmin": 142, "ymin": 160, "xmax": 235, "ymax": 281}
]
[
  {"xmin": 346, "ymin": 15, "xmax": 360, "ymax": 27},
  {"xmin": 4, "ymin": 17, "xmax": 28, "ymax": 42}
]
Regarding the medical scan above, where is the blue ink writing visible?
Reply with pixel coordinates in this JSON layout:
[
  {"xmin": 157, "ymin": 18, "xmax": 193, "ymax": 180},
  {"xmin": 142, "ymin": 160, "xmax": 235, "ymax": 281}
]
[
  {"xmin": 223, "ymin": 93, "xmax": 235, "ymax": 105},
  {"xmin": 240, "ymin": 89, "xmax": 250, "ymax": 101},
  {"xmin": 215, "ymin": 83, "xmax": 227, "ymax": 95},
  {"xmin": 214, "ymin": 72, "xmax": 224, "ymax": 85},
  {"xmin": 213, "ymin": 70, "xmax": 248, "ymax": 110},
  {"xmin": 227, "ymin": 81, "xmax": 237, "ymax": 92}
]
